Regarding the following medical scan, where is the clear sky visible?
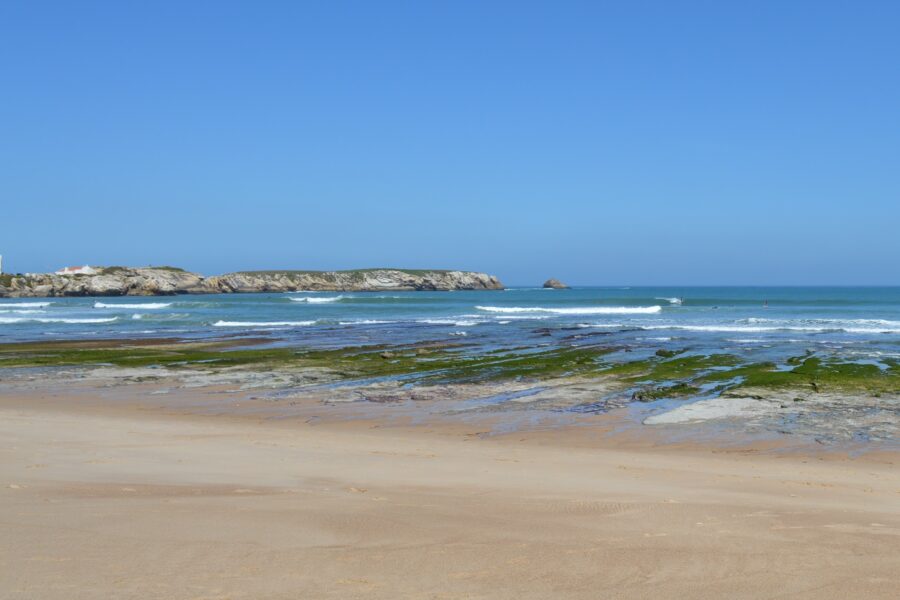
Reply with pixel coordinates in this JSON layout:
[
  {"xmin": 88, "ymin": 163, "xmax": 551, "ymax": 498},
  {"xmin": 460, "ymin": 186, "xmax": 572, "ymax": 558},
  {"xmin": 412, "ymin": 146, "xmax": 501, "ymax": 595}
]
[{"xmin": 1, "ymin": 1, "xmax": 898, "ymax": 285}]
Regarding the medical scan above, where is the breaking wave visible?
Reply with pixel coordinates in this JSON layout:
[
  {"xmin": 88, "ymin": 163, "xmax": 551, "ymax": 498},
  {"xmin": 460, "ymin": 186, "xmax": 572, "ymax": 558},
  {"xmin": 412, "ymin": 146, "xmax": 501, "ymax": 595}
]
[
  {"xmin": 0, "ymin": 317, "xmax": 118, "ymax": 324},
  {"xmin": 641, "ymin": 324, "xmax": 900, "ymax": 334},
  {"xmin": 420, "ymin": 318, "xmax": 479, "ymax": 327},
  {"xmin": 290, "ymin": 295, "xmax": 345, "ymax": 304},
  {"xmin": 476, "ymin": 305, "xmax": 662, "ymax": 315},
  {"xmin": 0, "ymin": 302, "xmax": 52, "ymax": 308},
  {"xmin": 94, "ymin": 302, "xmax": 172, "ymax": 309},
  {"xmin": 338, "ymin": 319, "xmax": 396, "ymax": 325},
  {"xmin": 132, "ymin": 312, "xmax": 190, "ymax": 321},
  {"xmin": 213, "ymin": 320, "xmax": 317, "ymax": 327}
]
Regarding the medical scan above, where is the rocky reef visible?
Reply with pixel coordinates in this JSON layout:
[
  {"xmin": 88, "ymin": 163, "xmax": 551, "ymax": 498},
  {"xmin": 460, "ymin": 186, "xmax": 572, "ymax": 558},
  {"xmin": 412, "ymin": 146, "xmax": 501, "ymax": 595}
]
[
  {"xmin": 0, "ymin": 267, "xmax": 504, "ymax": 297},
  {"xmin": 543, "ymin": 278, "xmax": 569, "ymax": 289}
]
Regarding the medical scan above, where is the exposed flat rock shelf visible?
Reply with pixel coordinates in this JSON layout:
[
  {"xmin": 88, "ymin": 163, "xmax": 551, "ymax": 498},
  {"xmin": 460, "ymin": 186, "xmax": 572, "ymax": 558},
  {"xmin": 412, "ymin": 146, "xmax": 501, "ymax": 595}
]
[{"xmin": 0, "ymin": 267, "xmax": 504, "ymax": 297}]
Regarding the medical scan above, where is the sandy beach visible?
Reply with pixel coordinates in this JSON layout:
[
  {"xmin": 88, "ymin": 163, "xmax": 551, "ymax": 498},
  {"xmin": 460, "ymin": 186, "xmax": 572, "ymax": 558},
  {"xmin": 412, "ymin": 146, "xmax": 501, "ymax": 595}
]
[
  {"xmin": 7, "ymin": 0, "xmax": 900, "ymax": 596},
  {"xmin": 1, "ymin": 384, "xmax": 898, "ymax": 599}
]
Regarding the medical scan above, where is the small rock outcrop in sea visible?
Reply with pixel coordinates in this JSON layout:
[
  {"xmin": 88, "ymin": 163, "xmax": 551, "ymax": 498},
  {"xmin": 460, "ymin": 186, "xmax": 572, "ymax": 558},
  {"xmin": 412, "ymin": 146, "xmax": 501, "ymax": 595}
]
[
  {"xmin": 543, "ymin": 278, "xmax": 569, "ymax": 289},
  {"xmin": 0, "ymin": 267, "xmax": 504, "ymax": 297}
]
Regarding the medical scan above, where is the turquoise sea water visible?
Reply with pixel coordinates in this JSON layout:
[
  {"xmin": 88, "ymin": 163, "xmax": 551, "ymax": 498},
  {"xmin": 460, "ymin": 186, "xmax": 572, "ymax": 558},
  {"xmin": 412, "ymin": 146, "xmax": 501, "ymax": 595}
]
[{"xmin": 2, "ymin": 287, "xmax": 900, "ymax": 363}]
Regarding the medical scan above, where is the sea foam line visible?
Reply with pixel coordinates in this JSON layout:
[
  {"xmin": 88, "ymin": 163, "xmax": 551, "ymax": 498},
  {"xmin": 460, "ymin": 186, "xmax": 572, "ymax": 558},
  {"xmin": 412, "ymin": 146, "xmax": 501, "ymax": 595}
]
[
  {"xmin": 338, "ymin": 319, "xmax": 396, "ymax": 325},
  {"xmin": 641, "ymin": 324, "xmax": 900, "ymax": 334},
  {"xmin": 290, "ymin": 295, "xmax": 345, "ymax": 304},
  {"xmin": 476, "ymin": 305, "xmax": 662, "ymax": 315},
  {"xmin": 213, "ymin": 320, "xmax": 317, "ymax": 327},
  {"xmin": 419, "ymin": 318, "xmax": 479, "ymax": 327},
  {"xmin": 0, "ymin": 317, "xmax": 118, "ymax": 324},
  {"xmin": 0, "ymin": 302, "xmax": 52, "ymax": 308},
  {"xmin": 743, "ymin": 317, "xmax": 900, "ymax": 327},
  {"xmin": 94, "ymin": 302, "xmax": 172, "ymax": 309}
]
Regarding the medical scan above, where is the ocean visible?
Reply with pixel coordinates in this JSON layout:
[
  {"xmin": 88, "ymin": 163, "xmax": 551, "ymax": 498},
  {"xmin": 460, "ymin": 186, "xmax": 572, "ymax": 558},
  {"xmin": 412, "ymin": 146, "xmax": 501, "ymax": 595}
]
[{"xmin": 2, "ymin": 286, "xmax": 900, "ymax": 364}]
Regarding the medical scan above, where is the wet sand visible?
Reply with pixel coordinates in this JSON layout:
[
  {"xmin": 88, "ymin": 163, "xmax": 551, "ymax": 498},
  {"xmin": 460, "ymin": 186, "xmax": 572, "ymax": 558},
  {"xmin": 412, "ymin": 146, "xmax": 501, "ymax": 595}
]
[{"xmin": 1, "ymin": 386, "xmax": 898, "ymax": 599}]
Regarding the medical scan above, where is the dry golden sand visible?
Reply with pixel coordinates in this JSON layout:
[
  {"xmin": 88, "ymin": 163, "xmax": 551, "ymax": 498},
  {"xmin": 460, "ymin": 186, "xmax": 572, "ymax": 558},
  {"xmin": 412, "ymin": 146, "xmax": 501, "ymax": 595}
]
[{"xmin": 0, "ymin": 387, "xmax": 898, "ymax": 599}]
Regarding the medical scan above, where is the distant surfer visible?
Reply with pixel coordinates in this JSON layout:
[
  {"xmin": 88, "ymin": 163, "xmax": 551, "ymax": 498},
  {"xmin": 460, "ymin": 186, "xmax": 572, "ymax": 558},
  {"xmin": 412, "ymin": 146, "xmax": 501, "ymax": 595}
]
[{"xmin": 764, "ymin": 300, "xmax": 768, "ymax": 308}]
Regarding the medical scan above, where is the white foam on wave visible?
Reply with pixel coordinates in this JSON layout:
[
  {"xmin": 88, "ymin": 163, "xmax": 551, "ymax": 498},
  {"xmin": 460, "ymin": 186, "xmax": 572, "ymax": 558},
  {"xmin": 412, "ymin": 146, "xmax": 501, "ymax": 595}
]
[
  {"xmin": 493, "ymin": 315, "xmax": 551, "ymax": 321},
  {"xmin": 0, "ymin": 302, "xmax": 51, "ymax": 308},
  {"xmin": 338, "ymin": 319, "xmax": 396, "ymax": 325},
  {"xmin": 420, "ymin": 318, "xmax": 479, "ymax": 327},
  {"xmin": 213, "ymin": 320, "xmax": 317, "ymax": 327},
  {"xmin": 643, "ymin": 324, "xmax": 900, "ymax": 334},
  {"xmin": 461, "ymin": 312, "xmax": 548, "ymax": 322},
  {"xmin": 742, "ymin": 317, "xmax": 900, "ymax": 328},
  {"xmin": 656, "ymin": 297, "xmax": 683, "ymax": 305},
  {"xmin": 94, "ymin": 302, "xmax": 172, "ymax": 309},
  {"xmin": 290, "ymin": 295, "xmax": 345, "ymax": 304},
  {"xmin": 0, "ymin": 309, "xmax": 46, "ymax": 314},
  {"xmin": 645, "ymin": 325, "xmax": 793, "ymax": 333},
  {"xmin": 476, "ymin": 305, "xmax": 662, "ymax": 315},
  {"xmin": 845, "ymin": 318, "xmax": 900, "ymax": 326},
  {"xmin": 0, "ymin": 317, "xmax": 118, "ymax": 324}
]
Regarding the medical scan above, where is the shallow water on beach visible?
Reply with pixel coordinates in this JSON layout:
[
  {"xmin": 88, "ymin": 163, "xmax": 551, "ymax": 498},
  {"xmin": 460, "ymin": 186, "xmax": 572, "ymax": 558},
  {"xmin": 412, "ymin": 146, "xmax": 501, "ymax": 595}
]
[{"xmin": 2, "ymin": 287, "xmax": 900, "ymax": 362}]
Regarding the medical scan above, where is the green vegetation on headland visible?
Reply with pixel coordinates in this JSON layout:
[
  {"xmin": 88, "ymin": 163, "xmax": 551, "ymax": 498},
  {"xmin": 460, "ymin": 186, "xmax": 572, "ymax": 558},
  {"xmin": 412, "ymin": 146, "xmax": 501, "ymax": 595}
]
[{"xmin": 1, "ymin": 338, "xmax": 897, "ymax": 398}]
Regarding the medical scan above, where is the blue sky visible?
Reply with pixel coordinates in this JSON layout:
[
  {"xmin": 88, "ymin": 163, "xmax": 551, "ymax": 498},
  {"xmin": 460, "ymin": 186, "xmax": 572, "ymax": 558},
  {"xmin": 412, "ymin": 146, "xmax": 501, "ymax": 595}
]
[{"xmin": 1, "ymin": 1, "xmax": 898, "ymax": 285}]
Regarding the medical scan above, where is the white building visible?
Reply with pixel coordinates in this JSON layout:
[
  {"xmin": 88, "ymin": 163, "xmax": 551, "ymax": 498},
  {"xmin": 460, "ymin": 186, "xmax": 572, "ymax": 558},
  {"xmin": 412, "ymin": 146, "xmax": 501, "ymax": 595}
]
[{"xmin": 55, "ymin": 265, "xmax": 98, "ymax": 276}]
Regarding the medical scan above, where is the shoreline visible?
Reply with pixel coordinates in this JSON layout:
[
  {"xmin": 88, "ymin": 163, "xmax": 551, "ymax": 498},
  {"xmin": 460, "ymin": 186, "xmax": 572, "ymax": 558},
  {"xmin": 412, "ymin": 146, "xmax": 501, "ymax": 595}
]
[
  {"xmin": 4, "ymin": 375, "xmax": 899, "ymax": 463},
  {"xmin": 2, "ymin": 334, "xmax": 897, "ymax": 453},
  {"xmin": 1, "ymin": 382, "xmax": 898, "ymax": 599}
]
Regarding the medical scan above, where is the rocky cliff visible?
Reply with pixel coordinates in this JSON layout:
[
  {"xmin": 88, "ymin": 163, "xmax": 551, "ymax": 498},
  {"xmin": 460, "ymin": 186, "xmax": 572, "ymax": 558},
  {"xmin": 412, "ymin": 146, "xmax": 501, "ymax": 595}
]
[
  {"xmin": 0, "ymin": 267, "xmax": 207, "ymax": 297},
  {"xmin": 0, "ymin": 267, "xmax": 504, "ymax": 297},
  {"xmin": 206, "ymin": 269, "xmax": 503, "ymax": 293}
]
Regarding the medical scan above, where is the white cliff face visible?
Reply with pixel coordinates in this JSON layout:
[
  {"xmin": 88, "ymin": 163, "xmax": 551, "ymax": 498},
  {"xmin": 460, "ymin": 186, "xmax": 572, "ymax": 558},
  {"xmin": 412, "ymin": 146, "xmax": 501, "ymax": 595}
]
[{"xmin": 0, "ymin": 268, "xmax": 503, "ymax": 297}]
